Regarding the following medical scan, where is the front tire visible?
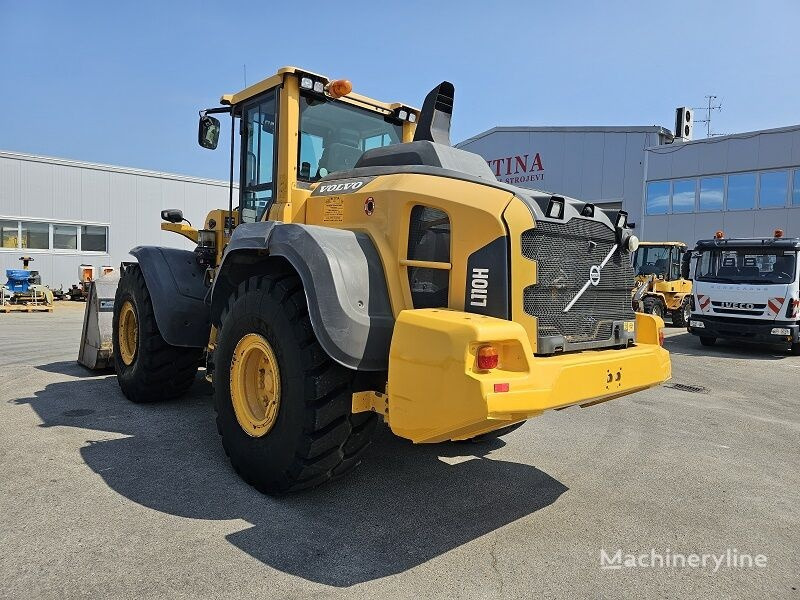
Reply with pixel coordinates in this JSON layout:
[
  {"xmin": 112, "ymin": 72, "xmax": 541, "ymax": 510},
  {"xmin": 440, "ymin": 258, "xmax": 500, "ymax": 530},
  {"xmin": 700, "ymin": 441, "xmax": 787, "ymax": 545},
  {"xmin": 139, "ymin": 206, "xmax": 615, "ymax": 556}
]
[
  {"xmin": 791, "ymin": 342, "xmax": 800, "ymax": 356},
  {"xmin": 214, "ymin": 272, "xmax": 378, "ymax": 495},
  {"xmin": 113, "ymin": 264, "xmax": 202, "ymax": 403},
  {"xmin": 643, "ymin": 296, "xmax": 666, "ymax": 319},
  {"xmin": 672, "ymin": 297, "xmax": 690, "ymax": 328},
  {"xmin": 700, "ymin": 336, "xmax": 717, "ymax": 347}
]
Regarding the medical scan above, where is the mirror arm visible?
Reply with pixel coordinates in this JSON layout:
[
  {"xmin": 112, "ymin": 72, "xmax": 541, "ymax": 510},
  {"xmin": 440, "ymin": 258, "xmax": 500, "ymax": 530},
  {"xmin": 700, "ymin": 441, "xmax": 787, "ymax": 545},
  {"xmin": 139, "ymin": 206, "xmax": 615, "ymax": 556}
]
[{"xmin": 200, "ymin": 106, "xmax": 232, "ymax": 117}]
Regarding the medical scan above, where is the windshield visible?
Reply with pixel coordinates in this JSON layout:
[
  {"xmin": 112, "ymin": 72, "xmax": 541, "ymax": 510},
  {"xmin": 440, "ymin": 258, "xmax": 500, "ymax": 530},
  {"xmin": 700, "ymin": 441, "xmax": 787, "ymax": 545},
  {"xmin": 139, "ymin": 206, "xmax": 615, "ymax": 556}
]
[
  {"xmin": 696, "ymin": 249, "xmax": 798, "ymax": 284},
  {"xmin": 634, "ymin": 246, "xmax": 672, "ymax": 277},
  {"xmin": 298, "ymin": 94, "xmax": 403, "ymax": 182}
]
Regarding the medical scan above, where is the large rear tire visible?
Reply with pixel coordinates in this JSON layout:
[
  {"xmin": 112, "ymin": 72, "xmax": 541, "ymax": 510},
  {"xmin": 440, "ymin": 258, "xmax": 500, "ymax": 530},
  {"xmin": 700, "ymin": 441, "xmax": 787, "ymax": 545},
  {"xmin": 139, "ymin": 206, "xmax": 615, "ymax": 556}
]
[
  {"xmin": 113, "ymin": 264, "xmax": 202, "ymax": 403},
  {"xmin": 699, "ymin": 336, "xmax": 717, "ymax": 347},
  {"xmin": 214, "ymin": 272, "xmax": 378, "ymax": 495},
  {"xmin": 671, "ymin": 297, "xmax": 691, "ymax": 328}
]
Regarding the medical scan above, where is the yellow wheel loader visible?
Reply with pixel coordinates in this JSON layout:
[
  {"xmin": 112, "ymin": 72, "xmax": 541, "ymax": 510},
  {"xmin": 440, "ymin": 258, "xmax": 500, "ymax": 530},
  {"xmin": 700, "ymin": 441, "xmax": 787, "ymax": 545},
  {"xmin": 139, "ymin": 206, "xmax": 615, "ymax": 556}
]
[
  {"xmin": 109, "ymin": 67, "xmax": 671, "ymax": 494},
  {"xmin": 631, "ymin": 242, "xmax": 693, "ymax": 327}
]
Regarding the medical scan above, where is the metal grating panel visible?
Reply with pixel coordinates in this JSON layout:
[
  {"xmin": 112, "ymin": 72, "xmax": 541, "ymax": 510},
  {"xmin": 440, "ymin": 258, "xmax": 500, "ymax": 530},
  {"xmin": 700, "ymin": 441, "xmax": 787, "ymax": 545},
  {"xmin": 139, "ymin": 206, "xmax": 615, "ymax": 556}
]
[{"xmin": 521, "ymin": 219, "xmax": 635, "ymax": 345}]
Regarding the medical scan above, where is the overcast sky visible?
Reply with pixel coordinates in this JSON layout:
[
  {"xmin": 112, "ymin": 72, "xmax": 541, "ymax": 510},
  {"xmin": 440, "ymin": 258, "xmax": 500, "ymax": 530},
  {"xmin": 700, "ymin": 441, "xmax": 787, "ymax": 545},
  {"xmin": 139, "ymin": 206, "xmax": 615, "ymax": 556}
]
[{"xmin": 2, "ymin": 0, "xmax": 798, "ymax": 180}]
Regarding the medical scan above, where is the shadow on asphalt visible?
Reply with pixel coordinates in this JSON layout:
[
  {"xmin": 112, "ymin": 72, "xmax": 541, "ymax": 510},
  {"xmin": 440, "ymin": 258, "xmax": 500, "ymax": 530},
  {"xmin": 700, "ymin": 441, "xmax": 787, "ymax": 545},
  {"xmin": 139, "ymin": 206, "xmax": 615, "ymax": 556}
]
[
  {"xmin": 15, "ymin": 365, "xmax": 568, "ymax": 587},
  {"xmin": 664, "ymin": 332, "xmax": 791, "ymax": 361},
  {"xmin": 37, "ymin": 360, "xmax": 113, "ymax": 377}
]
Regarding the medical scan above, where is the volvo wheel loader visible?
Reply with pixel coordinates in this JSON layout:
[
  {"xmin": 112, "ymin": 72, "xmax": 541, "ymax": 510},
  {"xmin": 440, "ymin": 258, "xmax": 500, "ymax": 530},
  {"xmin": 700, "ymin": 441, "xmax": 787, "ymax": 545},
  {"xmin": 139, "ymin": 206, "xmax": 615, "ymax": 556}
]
[{"xmin": 109, "ymin": 66, "xmax": 671, "ymax": 494}]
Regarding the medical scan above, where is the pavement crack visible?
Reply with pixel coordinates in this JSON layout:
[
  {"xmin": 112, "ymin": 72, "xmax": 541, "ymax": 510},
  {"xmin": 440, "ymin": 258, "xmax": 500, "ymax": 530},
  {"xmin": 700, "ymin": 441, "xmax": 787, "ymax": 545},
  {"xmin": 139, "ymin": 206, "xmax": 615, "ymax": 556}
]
[{"xmin": 489, "ymin": 533, "xmax": 504, "ymax": 596}]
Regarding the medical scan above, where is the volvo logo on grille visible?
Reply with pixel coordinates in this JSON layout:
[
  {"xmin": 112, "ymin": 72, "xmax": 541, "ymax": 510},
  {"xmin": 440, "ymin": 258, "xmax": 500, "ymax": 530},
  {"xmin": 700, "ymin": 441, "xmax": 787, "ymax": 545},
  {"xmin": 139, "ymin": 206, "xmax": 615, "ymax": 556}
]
[
  {"xmin": 589, "ymin": 265, "xmax": 601, "ymax": 286},
  {"xmin": 563, "ymin": 244, "xmax": 619, "ymax": 313}
]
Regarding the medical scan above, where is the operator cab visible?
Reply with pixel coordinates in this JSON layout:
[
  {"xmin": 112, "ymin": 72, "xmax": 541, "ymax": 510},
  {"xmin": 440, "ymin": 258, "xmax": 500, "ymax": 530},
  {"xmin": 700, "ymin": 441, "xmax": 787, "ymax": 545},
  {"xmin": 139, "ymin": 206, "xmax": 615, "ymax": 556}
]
[
  {"xmin": 196, "ymin": 67, "xmax": 418, "ymax": 225},
  {"xmin": 633, "ymin": 243, "xmax": 686, "ymax": 281}
]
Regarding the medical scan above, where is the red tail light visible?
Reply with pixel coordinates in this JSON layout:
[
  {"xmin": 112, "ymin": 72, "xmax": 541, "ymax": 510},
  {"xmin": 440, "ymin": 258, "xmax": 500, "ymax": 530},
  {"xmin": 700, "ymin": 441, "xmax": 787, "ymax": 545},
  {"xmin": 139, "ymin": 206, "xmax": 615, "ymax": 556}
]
[{"xmin": 477, "ymin": 345, "xmax": 499, "ymax": 370}]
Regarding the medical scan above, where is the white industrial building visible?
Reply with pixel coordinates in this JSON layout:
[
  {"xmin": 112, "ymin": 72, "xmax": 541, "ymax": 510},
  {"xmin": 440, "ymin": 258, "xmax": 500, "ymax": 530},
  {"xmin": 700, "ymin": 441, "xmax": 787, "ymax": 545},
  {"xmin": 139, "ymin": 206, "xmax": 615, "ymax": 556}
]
[
  {"xmin": 459, "ymin": 123, "xmax": 800, "ymax": 245},
  {"xmin": 641, "ymin": 124, "xmax": 800, "ymax": 243},
  {"xmin": 0, "ymin": 150, "xmax": 232, "ymax": 290},
  {"xmin": 457, "ymin": 126, "xmax": 671, "ymax": 226}
]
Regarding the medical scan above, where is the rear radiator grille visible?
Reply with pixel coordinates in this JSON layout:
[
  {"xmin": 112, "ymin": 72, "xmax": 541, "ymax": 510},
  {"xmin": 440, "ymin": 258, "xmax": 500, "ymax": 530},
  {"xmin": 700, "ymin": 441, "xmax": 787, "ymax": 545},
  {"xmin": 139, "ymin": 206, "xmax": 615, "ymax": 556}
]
[{"xmin": 521, "ymin": 220, "xmax": 635, "ymax": 345}]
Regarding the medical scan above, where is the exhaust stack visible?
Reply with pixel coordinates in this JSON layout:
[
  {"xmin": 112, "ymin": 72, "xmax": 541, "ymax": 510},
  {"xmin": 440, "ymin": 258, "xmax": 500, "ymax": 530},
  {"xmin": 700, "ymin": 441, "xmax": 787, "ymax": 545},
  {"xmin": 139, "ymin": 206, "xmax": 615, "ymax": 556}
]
[{"xmin": 412, "ymin": 81, "xmax": 454, "ymax": 146}]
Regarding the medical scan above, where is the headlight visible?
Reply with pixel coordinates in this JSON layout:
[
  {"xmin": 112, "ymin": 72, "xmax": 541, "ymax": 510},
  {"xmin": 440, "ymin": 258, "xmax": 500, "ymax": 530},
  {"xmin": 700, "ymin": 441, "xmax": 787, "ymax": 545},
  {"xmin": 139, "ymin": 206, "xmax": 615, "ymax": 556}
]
[{"xmin": 626, "ymin": 235, "xmax": 640, "ymax": 253}]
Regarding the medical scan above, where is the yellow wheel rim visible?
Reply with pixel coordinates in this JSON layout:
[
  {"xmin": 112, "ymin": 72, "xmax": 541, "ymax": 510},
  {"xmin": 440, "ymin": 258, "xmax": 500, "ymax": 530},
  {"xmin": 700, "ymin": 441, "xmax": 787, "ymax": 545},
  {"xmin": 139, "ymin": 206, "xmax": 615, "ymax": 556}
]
[
  {"xmin": 230, "ymin": 333, "xmax": 281, "ymax": 437},
  {"xmin": 118, "ymin": 300, "xmax": 138, "ymax": 366}
]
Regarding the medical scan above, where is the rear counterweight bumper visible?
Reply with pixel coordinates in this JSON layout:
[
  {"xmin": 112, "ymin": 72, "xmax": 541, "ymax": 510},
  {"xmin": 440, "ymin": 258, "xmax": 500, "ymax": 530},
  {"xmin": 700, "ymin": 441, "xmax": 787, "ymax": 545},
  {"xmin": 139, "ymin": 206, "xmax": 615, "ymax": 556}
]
[{"xmin": 385, "ymin": 309, "xmax": 671, "ymax": 443}]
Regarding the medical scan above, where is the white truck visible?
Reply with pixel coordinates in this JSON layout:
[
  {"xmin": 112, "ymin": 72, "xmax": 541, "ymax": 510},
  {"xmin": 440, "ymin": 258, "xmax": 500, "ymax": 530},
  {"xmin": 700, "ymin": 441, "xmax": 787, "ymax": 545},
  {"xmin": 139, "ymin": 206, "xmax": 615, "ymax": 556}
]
[{"xmin": 683, "ymin": 230, "xmax": 800, "ymax": 355}]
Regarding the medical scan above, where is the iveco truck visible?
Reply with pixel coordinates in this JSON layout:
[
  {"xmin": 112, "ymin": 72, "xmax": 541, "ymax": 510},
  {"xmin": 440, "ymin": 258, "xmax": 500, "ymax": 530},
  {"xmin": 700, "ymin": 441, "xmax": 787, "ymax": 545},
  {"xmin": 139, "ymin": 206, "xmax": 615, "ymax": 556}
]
[{"xmin": 684, "ymin": 230, "xmax": 800, "ymax": 355}]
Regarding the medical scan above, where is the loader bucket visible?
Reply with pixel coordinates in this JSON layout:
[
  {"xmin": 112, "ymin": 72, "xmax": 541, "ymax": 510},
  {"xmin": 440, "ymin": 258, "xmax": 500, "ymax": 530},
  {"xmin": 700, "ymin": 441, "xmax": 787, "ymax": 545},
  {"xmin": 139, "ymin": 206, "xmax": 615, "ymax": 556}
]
[{"xmin": 78, "ymin": 271, "xmax": 120, "ymax": 370}]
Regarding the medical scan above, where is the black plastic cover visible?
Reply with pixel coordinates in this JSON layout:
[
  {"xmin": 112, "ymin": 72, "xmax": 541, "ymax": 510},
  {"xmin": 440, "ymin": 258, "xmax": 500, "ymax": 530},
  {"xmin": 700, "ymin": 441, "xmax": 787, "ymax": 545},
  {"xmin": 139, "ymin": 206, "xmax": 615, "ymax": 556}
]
[{"xmin": 129, "ymin": 246, "xmax": 210, "ymax": 348}]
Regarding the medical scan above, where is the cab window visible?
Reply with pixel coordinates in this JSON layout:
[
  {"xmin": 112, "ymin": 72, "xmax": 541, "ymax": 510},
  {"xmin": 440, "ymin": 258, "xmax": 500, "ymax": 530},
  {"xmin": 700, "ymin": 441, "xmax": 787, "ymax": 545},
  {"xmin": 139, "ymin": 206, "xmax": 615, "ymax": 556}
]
[
  {"xmin": 297, "ymin": 94, "xmax": 402, "ymax": 182},
  {"xmin": 241, "ymin": 90, "xmax": 277, "ymax": 222}
]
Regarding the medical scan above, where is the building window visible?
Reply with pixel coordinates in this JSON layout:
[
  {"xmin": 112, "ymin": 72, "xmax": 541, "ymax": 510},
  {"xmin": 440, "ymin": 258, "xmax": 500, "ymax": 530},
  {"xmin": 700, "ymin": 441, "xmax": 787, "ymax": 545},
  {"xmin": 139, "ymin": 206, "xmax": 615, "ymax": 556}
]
[
  {"xmin": 698, "ymin": 177, "xmax": 724, "ymax": 211},
  {"xmin": 81, "ymin": 225, "xmax": 108, "ymax": 252},
  {"xmin": 726, "ymin": 173, "xmax": 756, "ymax": 211},
  {"xmin": 0, "ymin": 220, "xmax": 109, "ymax": 252},
  {"xmin": 792, "ymin": 170, "xmax": 800, "ymax": 206},
  {"xmin": 759, "ymin": 171, "xmax": 788, "ymax": 208},
  {"xmin": 1, "ymin": 220, "xmax": 18, "ymax": 248},
  {"xmin": 20, "ymin": 221, "xmax": 49, "ymax": 250},
  {"xmin": 671, "ymin": 179, "xmax": 696, "ymax": 213},
  {"xmin": 646, "ymin": 181, "xmax": 670, "ymax": 215},
  {"xmin": 53, "ymin": 224, "xmax": 78, "ymax": 250},
  {"xmin": 406, "ymin": 205, "xmax": 450, "ymax": 308}
]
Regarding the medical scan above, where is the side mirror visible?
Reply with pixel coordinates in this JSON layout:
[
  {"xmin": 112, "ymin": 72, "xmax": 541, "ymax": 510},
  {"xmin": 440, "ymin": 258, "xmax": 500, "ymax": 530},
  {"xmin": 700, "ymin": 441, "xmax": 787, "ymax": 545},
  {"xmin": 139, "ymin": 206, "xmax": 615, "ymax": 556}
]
[
  {"xmin": 680, "ymin": 251, "xmax": 692, "ymax": 280},
  {"xmin": 161, "ymin": 209, "xmax": 184, "ymax": 223},
  {"xmin": 198, "ymin": 115, "xmax": 220, "ymax": 150}
]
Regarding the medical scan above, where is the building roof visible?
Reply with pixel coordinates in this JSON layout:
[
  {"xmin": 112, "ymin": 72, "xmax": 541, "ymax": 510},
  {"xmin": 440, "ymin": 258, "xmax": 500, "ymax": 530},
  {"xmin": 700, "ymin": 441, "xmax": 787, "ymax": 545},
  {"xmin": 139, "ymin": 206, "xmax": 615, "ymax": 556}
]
[
  {"xmin": 457, "ymin": 125, "xmax": 672, "ymax": 147},
  {"xmin": 0, "ymin": 149, "xmax": 232, "ymax": 187},
  {"xmin": 646, "ymin": 123, "xmax": 800, "ymax": 153}
]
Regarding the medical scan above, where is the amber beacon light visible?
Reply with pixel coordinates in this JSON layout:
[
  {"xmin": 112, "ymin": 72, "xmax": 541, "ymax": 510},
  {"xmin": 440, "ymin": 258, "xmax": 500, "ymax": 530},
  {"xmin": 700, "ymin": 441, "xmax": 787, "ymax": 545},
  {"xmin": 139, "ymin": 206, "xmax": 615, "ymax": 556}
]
[{"xmin": 326, "ymin": 79, "xmax": 352, "ymax": 99}]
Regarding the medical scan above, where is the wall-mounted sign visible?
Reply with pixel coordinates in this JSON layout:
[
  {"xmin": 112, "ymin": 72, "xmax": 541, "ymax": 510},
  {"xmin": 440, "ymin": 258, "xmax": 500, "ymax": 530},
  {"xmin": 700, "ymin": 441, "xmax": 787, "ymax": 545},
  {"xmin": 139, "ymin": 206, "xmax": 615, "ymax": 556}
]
[{"xmin": 485, "ymin": 152, "xmax": 545, "ymax": 184}]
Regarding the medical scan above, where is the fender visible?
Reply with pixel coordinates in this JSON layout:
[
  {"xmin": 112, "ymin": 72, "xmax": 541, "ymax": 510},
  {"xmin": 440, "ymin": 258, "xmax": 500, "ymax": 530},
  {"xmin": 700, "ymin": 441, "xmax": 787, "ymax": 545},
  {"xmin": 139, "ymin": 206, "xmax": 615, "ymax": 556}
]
[
  {"xmin": 129, "ymin": 246, "xmax": 210, "ymax": 347},
  {"xmin": 211, "ymin": 222, "xmax": 394, "ymax": 371}
]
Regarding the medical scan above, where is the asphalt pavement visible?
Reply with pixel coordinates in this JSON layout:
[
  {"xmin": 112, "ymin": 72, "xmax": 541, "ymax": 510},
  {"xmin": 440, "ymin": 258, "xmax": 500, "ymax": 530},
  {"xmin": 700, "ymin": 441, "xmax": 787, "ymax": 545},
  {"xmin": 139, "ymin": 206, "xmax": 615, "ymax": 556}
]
[{"xmin": 0, "ymin": 303, "xmax": 797, "ymax": 599}]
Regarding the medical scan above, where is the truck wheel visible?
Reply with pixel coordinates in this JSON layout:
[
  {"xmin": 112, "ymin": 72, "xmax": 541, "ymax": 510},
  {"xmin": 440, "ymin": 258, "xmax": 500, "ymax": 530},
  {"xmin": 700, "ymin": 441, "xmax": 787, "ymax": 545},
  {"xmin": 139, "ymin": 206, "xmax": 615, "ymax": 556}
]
[
  {"xmin": 671, "ymin": 297, "xmax": 691, "ymax": 328},
  {"xmin": 791, "ymin": 342, "xmax": 800, "ymax": 356},
  {"xmin": 643, "ymin": 296, "xmax": 666, "ymax": 319},
  {"xmin": 464, "ymin": 421, "xmax": 526, "ymax": 443},
  {"xmin": 113, "ymin": 264, "xmax": 202, "ymax": 403},
  {"xmin": 700, "ymin": 336, "xmax": 717, "ymax": 347},
  {"xmin": 214, "ymin": 272, "xmax": 378, "ymax": 495}
]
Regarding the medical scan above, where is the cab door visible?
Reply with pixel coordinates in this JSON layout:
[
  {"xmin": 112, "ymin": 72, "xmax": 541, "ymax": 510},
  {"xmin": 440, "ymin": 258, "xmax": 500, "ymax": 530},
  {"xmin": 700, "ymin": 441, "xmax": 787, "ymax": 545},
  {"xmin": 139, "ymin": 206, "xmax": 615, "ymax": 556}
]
[{"xmin": 239, "ymin": 89, "xmax": 278, "ymax": 223}]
